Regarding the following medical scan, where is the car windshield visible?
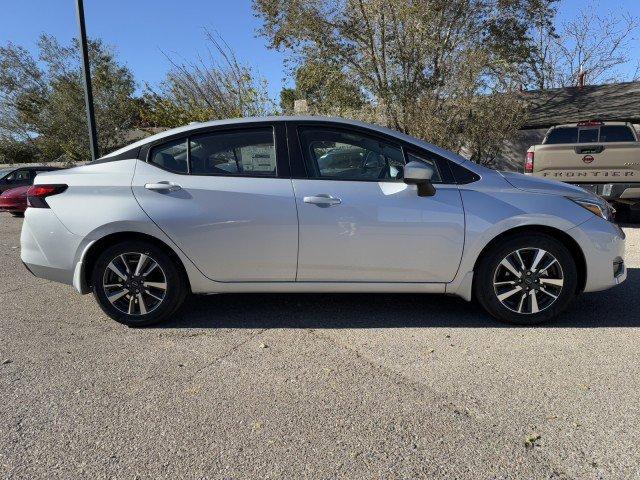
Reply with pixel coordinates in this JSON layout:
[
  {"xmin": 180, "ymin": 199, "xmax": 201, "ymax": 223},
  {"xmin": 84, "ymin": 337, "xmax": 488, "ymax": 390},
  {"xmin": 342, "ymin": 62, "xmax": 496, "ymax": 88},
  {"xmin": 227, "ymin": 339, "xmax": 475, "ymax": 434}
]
[{"xmin": 0, "ymin": 168, "xmax": 13, "ymax": 178}]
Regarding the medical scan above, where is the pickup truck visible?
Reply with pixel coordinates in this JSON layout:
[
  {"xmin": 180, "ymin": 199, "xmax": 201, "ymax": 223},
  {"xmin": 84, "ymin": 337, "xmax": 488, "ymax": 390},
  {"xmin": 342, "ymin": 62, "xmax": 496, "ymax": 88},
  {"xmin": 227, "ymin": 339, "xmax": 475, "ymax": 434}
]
[{"xmin": 526, "ymin": 121, "xmax": 640, "ymax": 216}]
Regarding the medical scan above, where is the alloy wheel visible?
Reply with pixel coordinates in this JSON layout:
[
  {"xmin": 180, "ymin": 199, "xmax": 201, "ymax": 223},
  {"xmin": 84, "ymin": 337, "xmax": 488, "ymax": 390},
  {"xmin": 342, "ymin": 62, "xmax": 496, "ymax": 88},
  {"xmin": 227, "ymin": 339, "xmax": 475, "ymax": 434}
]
[
  {"xmin": 102, "ymin": 252, "xmax": 167, "ymax": 316},
  {"xmin": 493, "ymin": 248, "xmax": 564, "ymax": 315}
]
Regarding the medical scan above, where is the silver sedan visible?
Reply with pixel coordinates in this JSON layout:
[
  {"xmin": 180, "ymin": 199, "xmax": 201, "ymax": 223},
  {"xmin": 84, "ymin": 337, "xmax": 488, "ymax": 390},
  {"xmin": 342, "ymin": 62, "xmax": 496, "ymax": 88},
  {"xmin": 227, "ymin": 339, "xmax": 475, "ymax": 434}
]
[{"xmin": 21, "ymin": 116, "xmax": 626, "ymax": 326}]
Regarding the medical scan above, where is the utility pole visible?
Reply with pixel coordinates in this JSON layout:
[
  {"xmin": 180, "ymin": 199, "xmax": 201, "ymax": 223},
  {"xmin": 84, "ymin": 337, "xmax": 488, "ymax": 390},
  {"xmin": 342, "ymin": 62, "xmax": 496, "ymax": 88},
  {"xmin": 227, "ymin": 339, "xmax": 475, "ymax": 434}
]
[{"xmin": 76, "ymin": 0, "xmax": 99, "ymax": 161}]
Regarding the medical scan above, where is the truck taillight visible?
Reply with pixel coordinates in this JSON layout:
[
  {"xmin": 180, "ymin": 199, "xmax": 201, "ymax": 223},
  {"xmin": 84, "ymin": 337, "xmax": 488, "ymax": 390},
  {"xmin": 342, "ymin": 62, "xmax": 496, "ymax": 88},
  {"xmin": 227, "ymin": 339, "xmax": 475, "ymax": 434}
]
[
  {"xmin": 524, "ymin": 151, "xmax": 534, "ymax": 173},
  {"xmin": 27, "ymin": 184, "xmax": 67, "ymax": 208}
]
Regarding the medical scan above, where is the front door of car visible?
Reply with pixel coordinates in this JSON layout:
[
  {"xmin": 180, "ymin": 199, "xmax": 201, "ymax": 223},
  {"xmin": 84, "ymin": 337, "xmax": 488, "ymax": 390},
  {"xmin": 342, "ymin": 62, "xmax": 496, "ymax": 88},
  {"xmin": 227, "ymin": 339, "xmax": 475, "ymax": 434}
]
[
  {"xmin": 131, "ymin": 125, "xmax": 299, "ymax": 282},
  {"xmin": 291, "ymin": 126, "xmax": 465, "ymax": 283}
]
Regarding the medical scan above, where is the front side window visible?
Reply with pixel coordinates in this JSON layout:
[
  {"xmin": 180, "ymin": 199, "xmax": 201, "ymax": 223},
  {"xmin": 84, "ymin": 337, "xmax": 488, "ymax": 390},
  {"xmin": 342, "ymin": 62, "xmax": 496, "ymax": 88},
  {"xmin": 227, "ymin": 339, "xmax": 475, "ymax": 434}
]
[
  {"xmin": 190, "ymin": 128, "xmax": 276, "ymax": 176},
  {"xmin": 149, "ymin": 139, "xmax": 188, "ymax": 173},
  {"xmin": 299, "ymin": 128, "xmax": 405, "ymax": 180}
]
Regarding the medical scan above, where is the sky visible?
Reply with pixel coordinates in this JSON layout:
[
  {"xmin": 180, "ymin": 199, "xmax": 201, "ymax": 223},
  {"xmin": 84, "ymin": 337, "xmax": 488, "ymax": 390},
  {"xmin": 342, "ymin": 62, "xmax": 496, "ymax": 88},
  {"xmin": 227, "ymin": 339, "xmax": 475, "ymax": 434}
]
[{"xmin": 1, "ymin": 0, "xmax": 639, "ymax": 101}]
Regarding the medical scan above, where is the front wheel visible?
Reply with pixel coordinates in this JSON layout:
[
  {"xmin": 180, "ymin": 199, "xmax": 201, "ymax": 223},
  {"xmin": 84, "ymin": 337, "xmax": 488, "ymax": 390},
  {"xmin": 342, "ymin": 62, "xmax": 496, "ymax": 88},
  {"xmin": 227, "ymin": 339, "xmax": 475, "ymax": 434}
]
[
  {"xmin": 474, "ymin": 234, "xmax": 578, "ymax": 325},
  {"xmin": 91, "ymin": 241, "xmax": 187, "ymax": 327}
]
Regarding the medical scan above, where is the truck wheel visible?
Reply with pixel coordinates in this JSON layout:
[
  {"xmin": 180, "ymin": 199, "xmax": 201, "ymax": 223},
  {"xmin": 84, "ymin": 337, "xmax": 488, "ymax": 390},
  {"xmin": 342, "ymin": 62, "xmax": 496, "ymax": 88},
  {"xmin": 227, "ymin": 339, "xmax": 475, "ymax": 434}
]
[{"xmin": 474, "ymin": 233, "xmax": 578, "ymax": 325}]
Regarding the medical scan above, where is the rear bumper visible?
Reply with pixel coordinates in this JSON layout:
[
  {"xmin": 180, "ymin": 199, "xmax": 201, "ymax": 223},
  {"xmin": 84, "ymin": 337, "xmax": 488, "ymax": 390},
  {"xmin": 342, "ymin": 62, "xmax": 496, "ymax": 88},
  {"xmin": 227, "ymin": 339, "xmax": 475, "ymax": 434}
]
[
  {"xmin": 570, "ymin": 182, "xmax": 640, "ymax": 204},
  {"xmin": 568, "ymin": 216, "xmax": 627, "ymax": 293},
  {"xmin": 20, "ymin": 208, "xmax": 83, "ymax": 287}
]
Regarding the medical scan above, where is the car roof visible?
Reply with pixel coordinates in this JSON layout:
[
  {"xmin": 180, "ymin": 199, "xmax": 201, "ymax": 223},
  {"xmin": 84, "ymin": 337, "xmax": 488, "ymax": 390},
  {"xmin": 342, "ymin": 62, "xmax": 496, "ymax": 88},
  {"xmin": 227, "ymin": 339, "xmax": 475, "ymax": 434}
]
[{"xmin": 100, "ymin": 115, "xmax": 469, "ymax": 167}]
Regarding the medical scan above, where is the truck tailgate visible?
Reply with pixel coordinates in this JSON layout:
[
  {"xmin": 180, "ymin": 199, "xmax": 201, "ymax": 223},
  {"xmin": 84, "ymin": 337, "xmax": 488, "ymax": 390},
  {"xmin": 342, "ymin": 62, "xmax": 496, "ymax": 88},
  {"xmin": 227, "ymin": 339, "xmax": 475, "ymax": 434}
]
[{"xmin": 532, "ymin": 142, "xmax": 640, "ymax": 183}]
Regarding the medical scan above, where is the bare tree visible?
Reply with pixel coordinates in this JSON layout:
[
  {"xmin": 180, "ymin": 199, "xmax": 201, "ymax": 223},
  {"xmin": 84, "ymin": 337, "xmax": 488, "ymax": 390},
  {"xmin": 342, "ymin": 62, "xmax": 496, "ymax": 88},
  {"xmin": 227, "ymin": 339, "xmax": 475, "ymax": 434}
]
[
  {"xmin": 528, "ymin": 4, "xmax": 638, "ymax": 89},
  {"xmin": 141, "ymin": 30, "xmax": 275, "ymax": 127}
]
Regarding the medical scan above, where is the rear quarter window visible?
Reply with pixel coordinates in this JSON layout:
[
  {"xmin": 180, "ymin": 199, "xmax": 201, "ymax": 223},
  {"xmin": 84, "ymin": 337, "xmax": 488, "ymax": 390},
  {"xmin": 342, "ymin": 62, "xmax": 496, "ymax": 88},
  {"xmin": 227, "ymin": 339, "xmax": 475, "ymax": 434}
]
[
  {"xmin": 599, "ymin": 125, "xmax": 636, "ymax": 142},
  {"xmin": 544, "ymin": 127, "xmax": 578, "ymax": 144}
]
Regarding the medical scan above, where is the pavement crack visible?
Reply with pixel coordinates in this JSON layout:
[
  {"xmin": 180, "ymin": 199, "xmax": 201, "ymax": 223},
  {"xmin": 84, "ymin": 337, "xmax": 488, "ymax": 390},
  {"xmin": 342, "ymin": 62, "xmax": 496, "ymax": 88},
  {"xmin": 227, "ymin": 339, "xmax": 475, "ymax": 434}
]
[{"xmin": 193, "ymin": 328, "xmax": 267, "ymax": 375}]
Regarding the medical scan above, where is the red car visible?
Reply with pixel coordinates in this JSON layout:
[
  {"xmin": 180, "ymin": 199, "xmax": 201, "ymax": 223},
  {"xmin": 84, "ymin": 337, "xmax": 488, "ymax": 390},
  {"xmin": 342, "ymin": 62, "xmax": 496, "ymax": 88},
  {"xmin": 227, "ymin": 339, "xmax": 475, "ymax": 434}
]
[{"xmin": 0, "ymin": 185, "xmax": 29, "ymax": 216}]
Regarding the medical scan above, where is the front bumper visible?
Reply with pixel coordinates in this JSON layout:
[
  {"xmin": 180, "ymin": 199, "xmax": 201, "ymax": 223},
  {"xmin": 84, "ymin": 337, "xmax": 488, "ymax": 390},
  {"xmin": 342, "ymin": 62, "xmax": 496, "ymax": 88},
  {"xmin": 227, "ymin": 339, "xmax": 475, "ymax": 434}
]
[{"xmin": 568, "ymin": 216, "xmax": 627, "ymax": 293}]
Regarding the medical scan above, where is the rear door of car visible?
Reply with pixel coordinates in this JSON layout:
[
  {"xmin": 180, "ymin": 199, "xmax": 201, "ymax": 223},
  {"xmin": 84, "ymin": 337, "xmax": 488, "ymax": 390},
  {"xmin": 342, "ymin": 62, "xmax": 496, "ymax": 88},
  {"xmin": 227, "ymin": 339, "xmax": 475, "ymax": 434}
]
[{"xmin": 131, "ymin": 122, "xmax": 299, "ymax": 282}]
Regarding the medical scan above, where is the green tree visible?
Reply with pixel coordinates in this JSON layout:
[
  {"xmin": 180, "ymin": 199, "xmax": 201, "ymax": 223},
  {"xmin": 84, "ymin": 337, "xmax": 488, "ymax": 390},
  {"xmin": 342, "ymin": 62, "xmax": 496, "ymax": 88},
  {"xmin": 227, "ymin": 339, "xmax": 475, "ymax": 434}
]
[
  {"xmin": 255, "ymin": 0, "xmax": 553, "ymax": 164},
  {"xmin": 0, "ymin": 34, "xmax": 138, "ymax": 163},
  {"xmin": 280, "ymin": 60, "xmax": 365, "ymax": 114}
]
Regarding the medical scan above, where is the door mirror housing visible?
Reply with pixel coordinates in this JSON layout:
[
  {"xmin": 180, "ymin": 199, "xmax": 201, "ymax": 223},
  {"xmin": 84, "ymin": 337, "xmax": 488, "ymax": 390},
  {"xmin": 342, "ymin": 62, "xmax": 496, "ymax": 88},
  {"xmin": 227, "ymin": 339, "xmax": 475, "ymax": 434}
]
[{"xmin": 403, "ymin": 161, "xmax": 436, "ymax": 197}]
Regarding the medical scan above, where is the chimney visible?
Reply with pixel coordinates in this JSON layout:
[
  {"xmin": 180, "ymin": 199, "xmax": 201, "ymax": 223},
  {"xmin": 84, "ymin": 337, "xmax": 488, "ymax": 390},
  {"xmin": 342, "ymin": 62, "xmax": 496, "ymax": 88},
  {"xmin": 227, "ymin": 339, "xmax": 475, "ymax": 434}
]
[{"xmin": 578, "ymin": 68, "xmax": 586, "ymax": 89}]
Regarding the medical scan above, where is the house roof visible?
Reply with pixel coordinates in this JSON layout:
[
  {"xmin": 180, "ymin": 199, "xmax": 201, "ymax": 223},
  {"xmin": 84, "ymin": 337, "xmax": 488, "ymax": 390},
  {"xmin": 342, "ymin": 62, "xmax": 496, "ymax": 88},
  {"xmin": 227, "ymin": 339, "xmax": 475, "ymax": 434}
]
[{"xmin": 521, "ymin": 81, "xmax": 640, "ymax": 129}]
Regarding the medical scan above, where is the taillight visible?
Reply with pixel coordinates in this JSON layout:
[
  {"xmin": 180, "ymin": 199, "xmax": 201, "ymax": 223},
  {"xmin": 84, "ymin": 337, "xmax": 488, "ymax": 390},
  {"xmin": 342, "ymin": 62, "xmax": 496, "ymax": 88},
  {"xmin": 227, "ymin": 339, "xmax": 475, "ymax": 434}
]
[
  {"xmin": 27, "ymin": 184, "xmax": 67, "ymax": 208},
  {"xmin": 524, "ymin": 151, "xmax": 534, "ymax": 173}
]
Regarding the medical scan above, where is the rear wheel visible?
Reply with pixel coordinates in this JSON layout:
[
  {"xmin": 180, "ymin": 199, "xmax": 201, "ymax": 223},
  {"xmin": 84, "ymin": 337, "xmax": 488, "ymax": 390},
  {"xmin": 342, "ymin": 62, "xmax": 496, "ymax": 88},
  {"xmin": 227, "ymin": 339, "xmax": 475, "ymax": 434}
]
[
  {"xmin": 474, "ymin": 234, "xmax": 578, "ymax": 325},
  {"xmin": 91, "ymin": 241, "xmax": 187, "ymax": 326}
]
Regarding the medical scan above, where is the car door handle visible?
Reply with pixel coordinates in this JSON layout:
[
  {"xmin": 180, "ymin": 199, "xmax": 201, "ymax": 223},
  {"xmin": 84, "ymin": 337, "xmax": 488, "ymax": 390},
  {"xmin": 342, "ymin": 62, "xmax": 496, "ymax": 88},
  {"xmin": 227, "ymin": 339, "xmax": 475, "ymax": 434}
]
[
  {"xmin": 144, "ymin": 181, "xmax": 182, "ymax": 193},
  {"xmin": 303, "ymin": 194, "xmax": 342, "ymax": 207}
]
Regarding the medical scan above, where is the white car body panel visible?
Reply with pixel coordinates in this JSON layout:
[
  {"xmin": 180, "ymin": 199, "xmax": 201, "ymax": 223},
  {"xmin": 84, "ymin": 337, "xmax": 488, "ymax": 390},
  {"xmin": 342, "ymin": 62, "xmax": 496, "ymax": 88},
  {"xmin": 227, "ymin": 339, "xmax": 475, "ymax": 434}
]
[
  {"xmin": 293, "ymin": 179, "xmax": 464, "ymax": 282},
  {"xmin": 132, "ymin": 160, "xmax": 299, "ymax": 282}
]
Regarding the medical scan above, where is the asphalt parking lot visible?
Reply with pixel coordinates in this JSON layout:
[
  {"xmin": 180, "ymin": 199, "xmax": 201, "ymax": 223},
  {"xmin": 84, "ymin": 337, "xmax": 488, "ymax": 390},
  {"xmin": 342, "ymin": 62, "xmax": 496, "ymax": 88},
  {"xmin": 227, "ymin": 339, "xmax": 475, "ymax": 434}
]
[{"xmin": 1, "ymin": 215, "xmax": 639, "ymax": 479}]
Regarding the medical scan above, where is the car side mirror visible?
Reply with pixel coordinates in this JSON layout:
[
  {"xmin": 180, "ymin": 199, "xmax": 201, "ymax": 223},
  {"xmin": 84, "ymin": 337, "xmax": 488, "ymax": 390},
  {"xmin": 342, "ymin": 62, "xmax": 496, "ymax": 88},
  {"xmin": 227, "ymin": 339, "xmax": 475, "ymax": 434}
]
[{"xmin": 403, "ymin": 161, "xmax": 436, "ymax": 197}]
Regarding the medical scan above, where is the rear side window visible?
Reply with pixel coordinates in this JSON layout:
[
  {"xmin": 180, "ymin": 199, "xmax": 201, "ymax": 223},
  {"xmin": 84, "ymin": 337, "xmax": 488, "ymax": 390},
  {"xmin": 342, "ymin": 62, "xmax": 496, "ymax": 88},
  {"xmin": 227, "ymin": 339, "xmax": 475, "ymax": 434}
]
[
  {"xmin": 149, "ymin": 139, "xmax": 188, "ymax": 173},
  {"xmin": 544, "ymin": 127, "xmax": 578, "ymax": 144},
  {"xmin": 189, "ymin": 128, "xmax": 276, "ymax": 176},
  {"xmin": 599, "ymin": 125, "xmax": 636, "ymax": 142}
]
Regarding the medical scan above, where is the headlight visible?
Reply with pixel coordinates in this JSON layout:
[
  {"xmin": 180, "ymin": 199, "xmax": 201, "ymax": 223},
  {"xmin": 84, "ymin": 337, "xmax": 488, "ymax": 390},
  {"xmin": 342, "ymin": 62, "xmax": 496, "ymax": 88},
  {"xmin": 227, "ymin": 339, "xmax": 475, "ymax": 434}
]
[{"xmin": 570, "ymin": 198, "xmax": 614, "ymax": 221}]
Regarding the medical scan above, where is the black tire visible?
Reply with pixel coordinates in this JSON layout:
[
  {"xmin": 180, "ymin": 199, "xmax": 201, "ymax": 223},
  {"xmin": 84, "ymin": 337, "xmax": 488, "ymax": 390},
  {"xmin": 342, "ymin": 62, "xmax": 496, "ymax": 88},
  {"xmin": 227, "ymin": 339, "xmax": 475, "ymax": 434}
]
[
  {"xmin": 11, "ymin": 212, "xmax": 24, "ymax": 218},
  {"xmin": 91, "ymin": 240, "xmax": 187, "ymax": 327},
  {"xmin": 474, "ymin": 233, "xmax": 578, "ymax": 325}
]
